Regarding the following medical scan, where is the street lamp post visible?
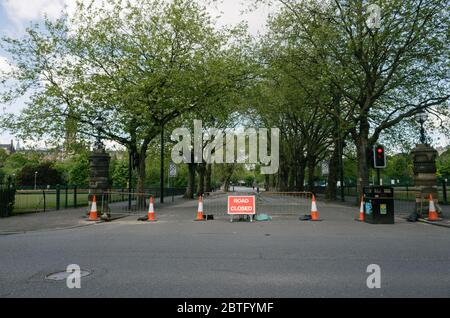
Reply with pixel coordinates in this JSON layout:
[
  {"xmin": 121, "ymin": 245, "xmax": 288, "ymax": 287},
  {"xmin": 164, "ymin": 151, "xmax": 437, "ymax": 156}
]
[
  {"xmin": 94, "ymin": 116, "xmax": 105, "ymax": 150},
  {"xmin": 415, "ymin": 111, "xmax": 429, "ymax": 144},
  {"xmin": 443, "ymin": 178, "xmax": 448, "ymax": 205},
  {"xmin": 34, "ymin": 171, "xmax": 38, "ymax": 190}
]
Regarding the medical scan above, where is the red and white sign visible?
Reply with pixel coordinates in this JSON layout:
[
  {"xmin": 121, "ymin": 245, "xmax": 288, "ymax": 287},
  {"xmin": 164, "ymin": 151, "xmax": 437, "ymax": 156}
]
[{"xmin": 227, "ymin": 196, "xmax": 256, "ymax": 215}]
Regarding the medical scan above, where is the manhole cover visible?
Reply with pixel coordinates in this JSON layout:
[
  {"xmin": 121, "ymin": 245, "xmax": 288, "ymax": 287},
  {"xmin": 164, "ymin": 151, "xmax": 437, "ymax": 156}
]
[{"xmin": 45, "ymin": 270, "xmax": 91, "ymax": 281}]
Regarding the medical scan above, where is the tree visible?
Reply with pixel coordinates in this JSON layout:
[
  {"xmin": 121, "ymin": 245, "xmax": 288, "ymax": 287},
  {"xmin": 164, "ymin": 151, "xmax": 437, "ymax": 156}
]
[
  {"xmin": 384, "ymin": 153, "xmax": 414, "ymax": 184},
  {"xmin": 437, "ymin": 149, "xmax": 450, "ymax": 179},
  {"xmin": 111, "ymin": 156, "xmax": 129, "ymax": 188},
  {"xmin": 1, "ymin": 152, "xmax": 40, "ymax": 178},
  {"xmin": 254, "ymin": 10, "xmax": 338, "ymax": 193},
  {"xmin": 17, "ymin": 161, "xmax": 63, "ymax": 187},
  {"xmin": 1, "ymin": 0, "xmax": 249, "ymax": 202},
  {"xmin": 0, "ymin": 148, "xmax": 7, "ymax": 182},
  {"xmin": 67, "ymin": 153, "xmax": 90, "ymax": 186},
  {"xmin": 0, "ymin": 148, "xmax": 7, "ymax": 164},
  {"xmin": 254, "ymin": 0, "xmax": 450, "ymax": 199}
]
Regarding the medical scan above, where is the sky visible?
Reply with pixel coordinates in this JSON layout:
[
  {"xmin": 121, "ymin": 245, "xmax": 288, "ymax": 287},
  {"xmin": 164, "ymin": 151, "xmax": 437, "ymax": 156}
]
[
  {"xmin": 0, "ymin": 0, "xmax": 274, "ymax": 146},
  {"xmin": 0, "ymin": 0, "xmax": 448, "ymax": 149}
]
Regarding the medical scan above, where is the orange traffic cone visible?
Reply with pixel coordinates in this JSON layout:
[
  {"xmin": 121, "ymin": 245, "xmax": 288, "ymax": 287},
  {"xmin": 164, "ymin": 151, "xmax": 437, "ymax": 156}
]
[
  {"xmin": 356, "ymin": 196, "xmax": 365, "ymax": 222},
  {"xmin": 311, "ymin": 195, "xmax": 321, "ymax": 221},
  {"xmin": 147, "ymin": 196, "xmax": 157, "ymax": 222},
  {"xmin": 195, "ymin": 195, "xmax": 205, "ymax": 221},
  {"xmin": 427, "ymin": 194, "xmax": 440, "ymax": 221},
  {"xmin": 88, "ymin": 195, "xmax": 98, "ymax": 221}
]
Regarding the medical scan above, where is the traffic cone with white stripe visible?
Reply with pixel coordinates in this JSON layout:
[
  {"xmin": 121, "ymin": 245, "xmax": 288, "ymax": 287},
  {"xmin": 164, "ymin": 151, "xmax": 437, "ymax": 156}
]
[
  {"xmin": 195, "ymin": 195, "xmax": 205, "ymax": 221},
  {"xmin": 147, "ymin": 196, "xmax": 157, "ymax": 222},
  {"xmin": 427, "ymin": 194, "xmax": 440, "ymax": 221},
  {"xmin": 88, "ymin": 195, "xmax": 99, "ymax": 221},
  {"xmin": 310, "ymin": 195, "xmax": 321, "ymax": 221},
  {"xmin": 356, "ymin": 196, "xmax": 365, "ymax": 222}
]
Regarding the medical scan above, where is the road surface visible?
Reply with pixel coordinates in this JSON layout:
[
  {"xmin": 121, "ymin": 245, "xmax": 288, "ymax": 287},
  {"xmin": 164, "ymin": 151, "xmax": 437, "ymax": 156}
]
[{"xmin": 0, "ymin": 191, "xmax": 449, "ymax": 298}]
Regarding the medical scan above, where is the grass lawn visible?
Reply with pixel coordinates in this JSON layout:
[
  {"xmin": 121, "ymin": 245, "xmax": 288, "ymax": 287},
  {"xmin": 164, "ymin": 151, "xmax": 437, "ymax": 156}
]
[{"xmin": 13, "ymin": 190, "xmax": 90, "ymax": 214}]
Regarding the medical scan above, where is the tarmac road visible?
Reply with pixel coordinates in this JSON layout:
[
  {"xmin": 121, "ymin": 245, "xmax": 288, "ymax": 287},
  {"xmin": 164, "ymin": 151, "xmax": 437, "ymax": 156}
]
[{"xmin": 0, "ymin": 192, "xmax": 449, "ymax": 298}]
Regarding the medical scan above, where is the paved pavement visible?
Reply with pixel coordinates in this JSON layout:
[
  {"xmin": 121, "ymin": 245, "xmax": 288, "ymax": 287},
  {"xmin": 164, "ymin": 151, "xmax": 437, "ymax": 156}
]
[
  {"xmin": 0, "ymin": 207, "xmax": 95, "ymax": 235},
  {"xmin": 0, "ymin": 191, "xmax": 449, "ymax": 298}
]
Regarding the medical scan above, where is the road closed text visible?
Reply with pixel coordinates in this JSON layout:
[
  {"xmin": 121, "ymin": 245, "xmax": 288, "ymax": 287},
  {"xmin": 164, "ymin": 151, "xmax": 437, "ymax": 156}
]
[{"xmin": 227, "ymin": 196, "xmax": 256, "ymax": 215}]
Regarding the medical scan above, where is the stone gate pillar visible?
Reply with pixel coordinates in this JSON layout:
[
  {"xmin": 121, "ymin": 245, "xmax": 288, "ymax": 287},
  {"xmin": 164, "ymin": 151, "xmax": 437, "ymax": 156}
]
[
  {"xmin": 89, "ymin": 147, "xmax": 111, "ymax": 218},
  {"xmin": 411, "ymin": 144, "xmax": 441, "ymax": 217}
]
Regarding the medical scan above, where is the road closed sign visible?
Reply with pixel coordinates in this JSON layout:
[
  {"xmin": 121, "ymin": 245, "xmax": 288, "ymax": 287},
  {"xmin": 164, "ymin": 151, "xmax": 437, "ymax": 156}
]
[{"xmin": 227, "ymin": 196, "xmax": 256, "ymax": 215}]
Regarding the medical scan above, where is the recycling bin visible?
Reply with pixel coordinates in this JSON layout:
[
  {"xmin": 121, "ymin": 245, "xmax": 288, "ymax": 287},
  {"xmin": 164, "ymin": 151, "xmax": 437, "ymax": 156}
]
[{"xmin": 363, "ymin": 187, "xmax": 395, "ymax": 224}]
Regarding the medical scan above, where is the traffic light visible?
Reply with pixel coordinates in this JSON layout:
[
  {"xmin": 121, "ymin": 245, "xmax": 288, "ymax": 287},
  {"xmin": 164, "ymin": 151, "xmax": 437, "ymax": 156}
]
[{"xmin": 373, "ymin": 145, "xmax": 386, "ymax": 169}]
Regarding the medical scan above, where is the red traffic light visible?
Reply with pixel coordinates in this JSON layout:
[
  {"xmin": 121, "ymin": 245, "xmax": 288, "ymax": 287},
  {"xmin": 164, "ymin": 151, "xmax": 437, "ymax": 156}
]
[{"xmin": 373, "ymin": 145, "xmax": 387, "ymax": 168}]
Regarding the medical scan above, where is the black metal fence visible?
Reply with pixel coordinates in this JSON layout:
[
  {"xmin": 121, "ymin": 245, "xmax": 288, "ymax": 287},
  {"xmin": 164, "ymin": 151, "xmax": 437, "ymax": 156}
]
[
  {"xmin": 0, "ymin": 182, "xmax": 16, "ymax": 217},
  {"xmin": 101, "ymin": 188, "xmax": 187, "ymax": 215},
  {"xmin": 315, "ymin": 181, "xmax": 449, "ymax": 205},
  {"xmin": 13, "ymin": 185, "xmax": 187, "ymax": 214},
  {"xmin": 13, "ymin": 185, "xmax": 90, "ymax": 214}
]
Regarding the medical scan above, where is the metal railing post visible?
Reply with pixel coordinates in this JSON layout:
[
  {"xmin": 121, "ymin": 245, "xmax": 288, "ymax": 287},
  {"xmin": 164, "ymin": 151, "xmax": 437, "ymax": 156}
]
[
  {"xmin": 73, "ymin": 185, "xmax": 77, "ymax": 208},
  {"xmin": 56, "ymin": 185, "xmax": 60, "ymax": 210},
  {"xmin": 43, "ymin": 189, "xmax": 46, "ymax": 212},
  {"xmin": 65, "ymin": 185, "xmax": 68, "ymax": 209}
]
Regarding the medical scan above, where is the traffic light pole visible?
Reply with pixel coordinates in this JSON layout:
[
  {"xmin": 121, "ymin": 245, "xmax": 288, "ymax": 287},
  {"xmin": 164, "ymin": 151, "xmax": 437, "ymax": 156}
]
[{"xmin": 373, "ymin": 145, "xmax": 386, "ymax": 186}]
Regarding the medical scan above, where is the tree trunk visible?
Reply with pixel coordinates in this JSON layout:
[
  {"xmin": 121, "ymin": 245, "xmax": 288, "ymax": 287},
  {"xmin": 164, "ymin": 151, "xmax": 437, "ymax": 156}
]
[
  {"xmin": 277, "ymin": 166, "xmax": 289, "ymax": 192},
  {"xmin": 264, "ymin": 175, "xmax": 270, "ymax": 191},
  {"xmin": 136, "ymin": 145, "xmax": 149, "ymax": 208},
  {"xmin": 356, "ymin": 117, "xmax": 371, "ymax": 202},
  {"xmin": 136, "ymin": 160, "xmax": 146, "ymax": 208},
  {"xmin": 288, "ymin": 166, "xmax": 296, "ymax": 191},
  {"xmin": 295, "ymin": 158, "xmax": 306, "ymax": 191},
  {"xmin": 184, "ymin": 162, "xmax": 196, "ymax": 199},
  {"xmin": 307, "ymin": 155, "xmax": 317, "ymax": 193},
  {"xmin": 205, "ymin": 164, "xmax": 212, "ymax": 193},
  {"xmin": 269, "ymin": 174, "xmax": 276, "ymax": 191},
  {"xmin": 224, "ymin": 175, "xmax": 232, "ymax": 192},
  {"xmin": 222, "ymin": 164, "xmax": 235, "ymax": 192},
  {"xmin": 197, "ymin": 163, "xmax": 206, "ymax": 196},
  {"xmin": 326, "ymin": 145, "xmax": 339, "ymax": 201}
]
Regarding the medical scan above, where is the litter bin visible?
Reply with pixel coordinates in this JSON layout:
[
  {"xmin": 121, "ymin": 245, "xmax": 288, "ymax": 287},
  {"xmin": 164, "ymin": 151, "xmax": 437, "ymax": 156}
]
[{"xmin": 363, "ymin": 187, "xmax": 395, "ymax": 224}]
